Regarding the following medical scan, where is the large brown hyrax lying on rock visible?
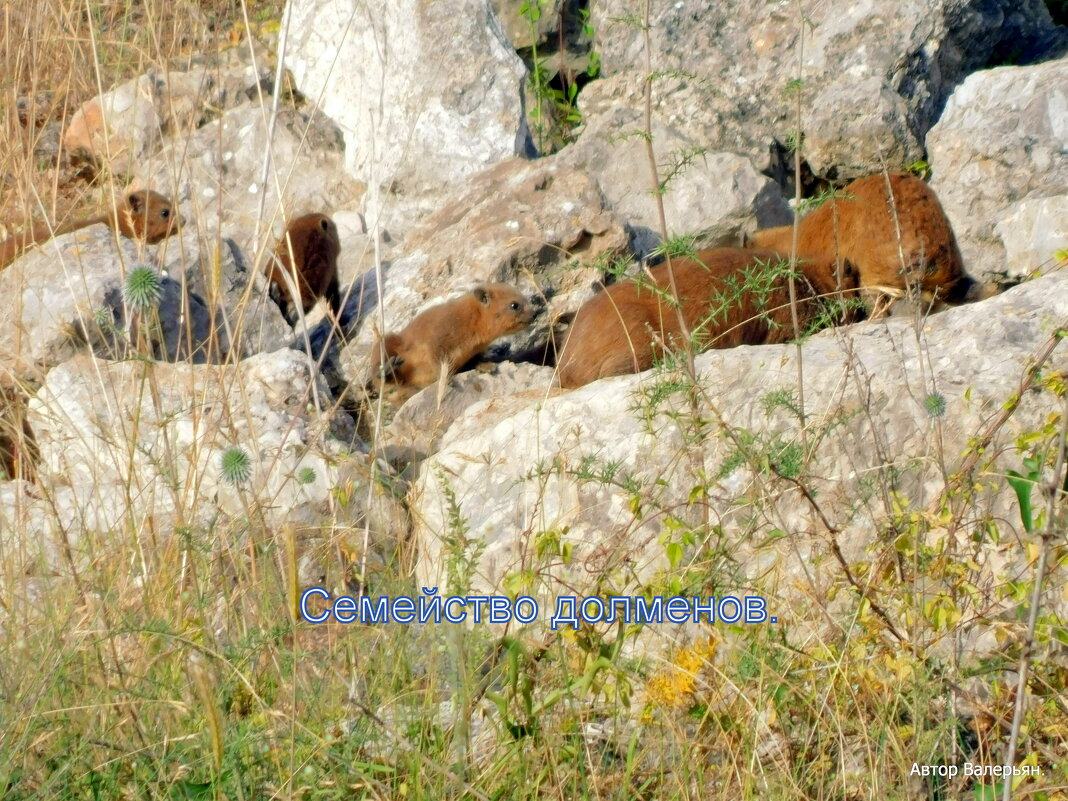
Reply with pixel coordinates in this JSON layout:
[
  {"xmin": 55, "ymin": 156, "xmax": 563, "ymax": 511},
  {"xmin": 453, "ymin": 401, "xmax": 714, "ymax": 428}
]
[
  {"xmin": 370, "ymin": 283, "xmax": 536, "ymax": 398},
  {"xmin": 748, "ymin": 171, "xmax": 993, "ymax": 306},
  {"xmin": 0, "ymin": 189, "xmax": 181, "ymax": 270},
  {"xmin": 556, "ymin": 247, "xmax": 861, "ymax": 389},
  {"xmin": 265, "ymin": 213, "xmax": 342, "ymax": 325}
]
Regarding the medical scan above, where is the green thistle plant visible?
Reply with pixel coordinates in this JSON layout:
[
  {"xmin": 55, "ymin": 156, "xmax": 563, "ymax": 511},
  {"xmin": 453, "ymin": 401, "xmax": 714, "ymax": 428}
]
[
  {"xmin": 297, "ymin": 466, "xmax": 316, "ymax": 485},
  {"xmin": 220, "ymin": 447, "xmax": 252, "ymax": 485},
  {"xmin": 123, "ymin": 265, "xmax": 162, "ymax": 312},
  {"xmin": 923, "ymin": 392, "xmax": 947, "ymax": 418}
]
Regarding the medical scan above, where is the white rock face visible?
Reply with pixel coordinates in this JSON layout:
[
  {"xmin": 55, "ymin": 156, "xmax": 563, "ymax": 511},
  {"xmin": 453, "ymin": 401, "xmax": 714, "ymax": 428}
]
[
  {"xmin": 338, "ymin": 157, "xmax": 629, "ymax": 380},
  {"xmin": 994, "ymin": 195, "xmax": 1068, "ymax": 273},
  {"xmin": 412, "ymin": 272, "xmax": 1068, "ymax": 630},
  {"xmin": 0, "ymin": 226, "xmax": 180, "ymax": 374},
  {"xmin": 25, "ymin": 350, "xmax": 403, "ymax": 553},
  {"xmin": 286, "ymin": 0, "xmax": 531, "ymax": 213},
  {"xmin": 928, "ymin": 54, "xmax": 1068, "ymax": 277},
  {"xmin": 63, "ymin": 63, "xmax": 273, "ymax": 177},
  {"xmin": 132, "ymin": 104, "xmax": 362, "ymax": 260},
  {"xmin": 557, "ymin": 78, "xmax": 791, "ymax": 252},
  {"xmin": 63, "ymin": 74, "xmax": 161, "ymax": 176},
  {"xmin": 582, "ymin": 0, "xmax": 1064, "ymax": 180},
  {"xmin": 0, "ymin": 222, "xmax": 291, "ymax": 377}
]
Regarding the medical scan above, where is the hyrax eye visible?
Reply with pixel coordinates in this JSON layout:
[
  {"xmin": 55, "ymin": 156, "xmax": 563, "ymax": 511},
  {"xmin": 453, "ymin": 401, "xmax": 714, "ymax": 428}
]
[
  {"xmin": 510, "ymin": 301, "xmax": 521, "ymax": 311},
  {"xmin": 160, "ymin": 208, "xmax": 170, "ymax": 218}
]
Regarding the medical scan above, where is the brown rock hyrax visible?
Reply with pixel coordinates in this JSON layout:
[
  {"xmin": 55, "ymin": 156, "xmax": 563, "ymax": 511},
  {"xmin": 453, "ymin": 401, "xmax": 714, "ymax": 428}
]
[
  {"xmin": 748, "ymin": 172, "xmax": 984, "ymax": 304},
  {"xmin": 556, "ymin": 247, "xmax": 861, "ymax": 389},
  {"xmin": 266, "ymin": 213, "xmax": 341, "ymax": 325},
  {"xmin": 372, "ymin": 283, "xmax": 535, "ymax": 393},
  {"xmin": 0, "ymin": 189, "xmax": 181, "ymax": 270}
]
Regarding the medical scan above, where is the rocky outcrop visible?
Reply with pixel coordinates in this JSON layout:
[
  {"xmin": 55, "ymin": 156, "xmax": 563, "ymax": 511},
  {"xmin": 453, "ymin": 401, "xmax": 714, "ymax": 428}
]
[
  {"xmin": 6, "ymin": 0, "xmax": 1068, "ymax": 640},
  {"xmin": 412, "ymin": 270, "xmax": 1068, "ymax": 637},
  {"xmin": 0, "ymin": 224, "xmax": 291, "ymax": 376},
  {"xmin": 63, "ymin": 56, "xmax": 274, "ymax": 176},
  {"xmin": 338, "ymin": 157, "xmax": 630, "ymax": 380},
  {"xmin": 287, "ymin": 0, "xmax": 532, "ymax": 230},
  {"xmin": 581, "ymin": 0, "xmax": 1065, "ymax": 182},
  {"xmin": 928, "ymin": 54, "xmax": 1068, "ymax": 278},
  {"xmin": 131, "ymin": 103, "xmax": 364, "ymax": 267},
  {"xmin": 381, "ymin": 361, "xmax": 555, "ymax": 474},
  {"xmin": 994, "ymin": 195, "xmax": 1068, "ymax": 274},
  {"xmin": 21, "ymin": 349, "xmax": 403, "ymax": 571},
  {"xmin": 556, "ymin": 92, "xmax": 792, "ymax": 252}
]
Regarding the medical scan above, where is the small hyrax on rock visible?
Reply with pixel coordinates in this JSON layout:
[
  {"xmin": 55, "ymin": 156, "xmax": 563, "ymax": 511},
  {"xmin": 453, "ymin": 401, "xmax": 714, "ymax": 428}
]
[
  {"xmin": 265, "ymin": 213, "xmax": 342, "ymax": 325},
  {"xmin": 370, "ymin": 283, "xmax": 536, "ymax": 398},
  {"xmin": 0, "ymin": 189, "xmax": 181, "ymax": 270},
  {"xmin": 748, "ymin": 171, "xmax": 994, "ymax": 305}
]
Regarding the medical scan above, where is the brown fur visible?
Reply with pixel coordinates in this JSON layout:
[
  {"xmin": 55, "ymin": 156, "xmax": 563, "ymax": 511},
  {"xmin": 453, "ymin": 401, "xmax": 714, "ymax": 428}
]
[
  {"xmin": 372, "ymin": 283, "xmax": 535, "ymax": 393},
  {"xmin": 556, "ymin": 247, "xmax": 861, "ymax": 389},
  {"xmin": 266, "ymin": 213, "xmax": 342, "ymax": 325},
  {"xmin": 0, "ymin": 189, "xmax": 180, "ymax": 270},
  {"xmin": 749, "ymin": 172, "xmax": 980, "ymax": 303}
]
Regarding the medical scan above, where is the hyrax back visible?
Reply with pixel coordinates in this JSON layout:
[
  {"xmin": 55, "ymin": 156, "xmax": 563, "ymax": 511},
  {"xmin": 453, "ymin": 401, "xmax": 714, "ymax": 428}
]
[
  {"xmin": 373, "ymin": 283, "xmax": 535, "ymax": 392},
  {"xmin": 266, "ymin": 213, "xmax": 341, "ymax": 325},
  {"xmin": 749, "ymin": 172, "xmax": 975, "ymax": 302},
  {"xmin": 556, "ymin": 247, "xmax": 860, "ymax": 388}
]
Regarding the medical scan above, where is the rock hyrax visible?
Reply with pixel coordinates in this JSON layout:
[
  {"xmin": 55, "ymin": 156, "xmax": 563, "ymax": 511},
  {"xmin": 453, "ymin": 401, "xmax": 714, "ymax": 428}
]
[
  {"xmin": 557, "ymin": 247, "xmax": 861, "ymax": 388},
  {"xmin": 266, "ymin": 213, "xmax": 342, "ymax": 325},
  {"xmin": 372, "ymin": 283, "xmax": 535, "ymax": 393}
]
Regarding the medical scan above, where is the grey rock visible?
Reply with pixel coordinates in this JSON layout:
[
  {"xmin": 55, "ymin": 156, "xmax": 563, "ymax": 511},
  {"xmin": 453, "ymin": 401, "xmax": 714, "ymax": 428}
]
[
  {"xmin": 928, "ymin": 54, "xmax": 1068, "ymax": 277},
  {"xmin": 578, "ymin": 0, "xmax": 1064, "ymax": 182},
  {"xmin": 25, "ymin": 350, "xmax": 401, "ymax": 550},
  {"xmin": 557, "ymin": 79, "xmax": 792, "ymax": 251},
  {"xmin": 0, "ymin": 225, "xmax": 292, "ymax": 378},
  {"xmin": 803, "ymin": 77, "xmax": 923, "ymax": 180},
  {"xmin": 382, "ymin": 361, "xmax": 555, "ymax": 473},
  {"xmin": 994, "ymin": 195, "xmax": 1068, "ymax": 274},
  {"xmin": 287, "ymin": 0, "xmax": 532, "ymax": 225},
  {"xmin": 491, "ymin": 0, "xmax": 566, "ymax": 51},
  {"xmin": 132, "ymin": 103, "xmax": 363, "ymax": 261},
  {"xmin": 411, "ymin": 270, "xmax": 1068, "ymax": 638},
  {"xmin": 63, "ymin": 62, "xmax": 273, "ymax": 177}
]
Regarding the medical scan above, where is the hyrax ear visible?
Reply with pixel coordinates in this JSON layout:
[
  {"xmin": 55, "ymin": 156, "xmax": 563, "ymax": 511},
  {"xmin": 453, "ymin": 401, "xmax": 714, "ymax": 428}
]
[
  {"xmin": 473, "ymin": 286, "xmax": 491, "ymax": 306},
  {"xmin": 383, "ymin": 332, "xmax": 404, "ymax": 357},
  {"xmin": 125, "ymin": 191, "xmax": 144, "ymax": 213}
]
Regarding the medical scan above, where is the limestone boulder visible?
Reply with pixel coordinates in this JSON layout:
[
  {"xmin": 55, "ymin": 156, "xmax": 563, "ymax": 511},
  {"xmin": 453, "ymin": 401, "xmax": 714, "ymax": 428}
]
[
  {"xmin": 339, "ymin": 157, "xmax": 630, "ymax": 379},
  {"xmin": 557, "ymin": 81, "xmax": 792, "ymax": 254},
  {"xmin": 287, "ymin": 0, "xmax": 532, "ymax": 231},
  {"xmin": 63, "ymin": 74, "xmax": 162, "ymax": 176},
  {"xmin": 381, "ymin": 361, "xmax": 555, "ymax": 473},
  {"xmin": 411, "ymin": 270, "xmax": 1068, "ymax": 641},
  {"xmin": 131, "ymin": 103, "xmax": 364, "ymax": 271},
  {"xmin": 24, "ymin": 350, "xmax": 404, "ymax": 571},
  {"xmin": 63, "ymin": 60, "xmax": 273, "ymax": 176},
  {"xmin": 0, "ymin": 222, "xmax": 293, "ymax": 378},
  {"xmin": 994, "ymin": 195, "xmax": 1068, "ymax": 274},
  {"xmin": 570, "ymin": 0, "xmax": 1064, "ymax": 185},
  {"xmin": 928, "ymin": 55, "xmax": 1068, "ymax": 277}
]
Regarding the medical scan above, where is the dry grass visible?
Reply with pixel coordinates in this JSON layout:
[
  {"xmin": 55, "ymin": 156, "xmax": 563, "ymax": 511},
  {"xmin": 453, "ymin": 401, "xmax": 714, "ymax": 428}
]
[{"xmin": 0, "ymin": 1, "xmax": 280, "ymax": 228}]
